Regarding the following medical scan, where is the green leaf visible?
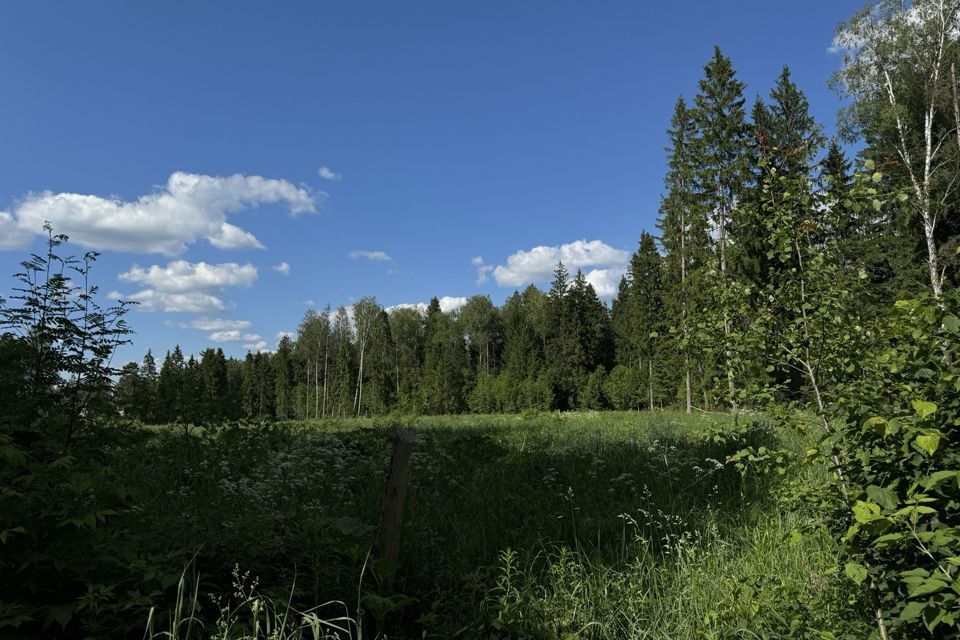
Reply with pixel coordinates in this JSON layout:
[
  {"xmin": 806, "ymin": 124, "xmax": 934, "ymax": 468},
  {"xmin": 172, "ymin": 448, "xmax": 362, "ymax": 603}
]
[
  {"xmin": 0, "ymin": 526, "xmax": 26, "ymax": 544},
  {"xmin": 914, "ymin": 434, "xmax": 940, "ymax": 456},
  {"xmin": 866, "ymin": 485, "xmax": 899, "ymax": 510},
  {"xmin": 873, "ymin": 532, "xmax": 904, "ymax": 546},
  {"xmin": 912, "ymin": 399, "xmax": 937, "ymax": 419},
  {"xmin": 922, "ymin": 470, "xmax": 959, "ymax": 489},
  {"xmin": 787, "ymin": 529, "xmax": 803, "ymax": 547},
  {"xmin": 844, "ymin": 562, "xmax": 868, "ymax": 585},
  {"xmin": 899, "ymin": 601, "xmax": 926, "ymax": 621},
  {"xmin": 894, "ymin": 505, "xmax": 937, "ymax": 517},
  {"xmin": 852, "ymin": 500, "xmax": 881, "ymax": 524},
  {"xmin": 871, "ymin": 172, "xmax": 883, "ymax": 183},
  {"xmin": 908, "ymin": 577, "xmax": 949, "ymax": 597},
  {"xmin": 944, "ymin": 314, "xmax": 960, "ymax": 334}
]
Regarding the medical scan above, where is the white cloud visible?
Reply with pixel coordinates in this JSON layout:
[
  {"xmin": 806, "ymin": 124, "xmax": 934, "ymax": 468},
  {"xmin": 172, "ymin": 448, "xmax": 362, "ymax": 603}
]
[
  {"xmin": 349, "ymin": 250, "xmax": 391, "ymax": 262},
  {"xmin": 115, "ymin": 260, "xmax": 257, "ymax": 313},
  {"xmin": 584, "ymin": 268, "xmax": 626, "ymax": 300},
  {"xmin": 119, "ymin": 260, "xmax": 257, "ymax": 292},
  {"xmin": 318, "ymin": 166, "xmax": 342, "ymax": 181},
  {"xmin": 276, "ymin": 331, "xmax": 295, "ymax": 340},
  {"xmin": 472, "ymin": 256, "xmax": 494, "ymax": 284},
  {"xmin": 112, "ymin": 289, "xmax": 229, "ymax": 313},
  {"xmin": 6, "ymin": 171, "xmax": 318, "ymax": 255},
  {"xmin": 179, "ymin": 317, "xmax": 252, "ymax": 331},
  {"xmin": 438, "ymin": 296, "xmax": 468, "ymax": 313},
  {"xmin": 243, "ymin": 340, "xmax": 269, "ymax": 352},
  {"xmin": 0, "ymin": 212, "xmax": 33, "ymax": 250},
  {"xmin": 272, "ymin": 261, "xmax": 291, "ymax": 276},
  {"xmin": 209, "ymin": 330, "xmax": 262, "ymax": 343},
  {"xmin": 492, "ymin": 239, "xmax": 629, "ymax": 288},
  {"xmin": 209, "ymin": 222, "xmax": 265, "ymax": 250},
  {"xmin": 386, "ymin": 296, "xmax": 468, "ymax": 315}
]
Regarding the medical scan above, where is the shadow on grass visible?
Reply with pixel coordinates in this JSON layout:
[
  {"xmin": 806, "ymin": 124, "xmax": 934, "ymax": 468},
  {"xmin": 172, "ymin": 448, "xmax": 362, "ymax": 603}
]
[{"xmin": 110, "ymin": 413, "xmax": 785, "ymax": 637}]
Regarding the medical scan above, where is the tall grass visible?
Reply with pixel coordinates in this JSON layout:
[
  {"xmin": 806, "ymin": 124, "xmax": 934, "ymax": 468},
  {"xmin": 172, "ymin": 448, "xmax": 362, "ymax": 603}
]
[{"xmin": 126, "ymin": 411, "xmax": 868, "ymax": 638}]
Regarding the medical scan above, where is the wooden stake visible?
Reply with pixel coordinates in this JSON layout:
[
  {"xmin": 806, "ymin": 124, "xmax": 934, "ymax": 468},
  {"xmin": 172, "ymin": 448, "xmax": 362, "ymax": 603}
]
[{"xmin": 377, "ymin": 427, "xmax": 415, "ymax": 592}]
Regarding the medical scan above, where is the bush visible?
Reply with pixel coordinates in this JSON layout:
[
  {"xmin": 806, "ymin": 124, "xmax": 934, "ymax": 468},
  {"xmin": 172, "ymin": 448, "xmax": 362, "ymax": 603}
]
[{"xmin": 830, "ymin": 294, "xmax": 960, "ymax": 636}]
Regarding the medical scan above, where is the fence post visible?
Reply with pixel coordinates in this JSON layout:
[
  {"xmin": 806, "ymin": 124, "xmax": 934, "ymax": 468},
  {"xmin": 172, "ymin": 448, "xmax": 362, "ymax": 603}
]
[{"xmin": 377, "ymin": 427, "xmax": 415, "ymax": 592}]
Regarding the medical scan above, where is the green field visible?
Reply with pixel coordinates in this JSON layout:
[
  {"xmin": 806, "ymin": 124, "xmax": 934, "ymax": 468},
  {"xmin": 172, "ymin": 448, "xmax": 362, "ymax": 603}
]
[{"xmin": 69, "ymin": 411, "xmax": 865, "ymax": 638}]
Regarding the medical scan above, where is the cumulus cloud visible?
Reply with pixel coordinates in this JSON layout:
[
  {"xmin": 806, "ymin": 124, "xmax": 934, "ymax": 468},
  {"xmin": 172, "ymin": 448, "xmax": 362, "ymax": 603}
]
[
  {"xmin": 179, "ymin": 317, "xmax": 252, "ymax": 331},
  {"xmin": 472, "ymin": 256, "xmax": 494, "ymax": 284},
  {"xmin": 349, "ymin": 250, "xmax": 391, "ymax": 262},
  {"xmin": 209, "ymin": 330, "xmax": 263, "ymax": 343},
  {"xmin": 5, "ymin": 171, "xmax": 318, "ymax": 255},
  {"xmin": 439, "ymin": 296, "xmax": 469, "ymax": 313},
  {"xmin": 272, "ymin": 261, "xmax": 291, "ymax": 276},
  {"xmin": 386, "ymin": 296, "xmax": 468, "ymax": 315},
  {"xmin": 119, "ymin": 260, "xmax": 257, "ymax": 292},
  {"xmin": 209, "ymin": 222, "xmax": 265, "ymax": 250},
  {"xmin": 318, "ymin": 166, "xmax": 342, "ymax": 181},
  {"xmin": 114, "ymin": 260, "xmax": 258, "ymax": 313},
  {"xmin": 0, "ymin": 212, "xmax": 33, "ymax": 250},
  {"xmin": 585, "ymin": 268, "xmax": 627, "ymax": 300},
  {"xmin": 492, "ymin": 239, "xmax": 629, "ymax": 288},
  {"xmin": 113, "ymin": 289, "xmax": 229, "ymax": 313},
  {"xmin": 243, "ymin": 340, "xmax": 269, "ymax": 352},
  {"xmin": 276, "ymin": 331, "xmax": 295, "ymax": 340}
]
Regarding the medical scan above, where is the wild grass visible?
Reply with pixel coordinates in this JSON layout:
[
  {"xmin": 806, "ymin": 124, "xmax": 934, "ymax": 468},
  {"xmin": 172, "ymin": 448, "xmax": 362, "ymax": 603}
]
[{"xmin": 119, "ymin": 410, "xmax": 870, "ymax": 638}]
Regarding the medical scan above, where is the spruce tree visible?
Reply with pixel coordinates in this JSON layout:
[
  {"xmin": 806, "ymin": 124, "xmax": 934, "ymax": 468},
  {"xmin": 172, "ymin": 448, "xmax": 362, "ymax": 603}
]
[
  {"xmin": 139, "ymin": 350, "xmax": 159, "ymax": 422},
  {"xmin": 273, "ymin": 337, "xmax": 295, "ymax": 418},
  {"xmin": 693, "ymin": 46, "xmax": 750, "ymax": 409},
  {"xmin": 499, "ymin": 287, "xmax": 545, "ymax": 410},
  {"xmin": 767, "ymin": 66, "xmax": 825, "ymax": 178},
  {"xmin": 158, "ymin": 346, "xmax": 186, "ymax": 423},
  {"xmin": 694, "ymin": 46, "xmax": 749, "ymax": 276},
  {"xmin": 658, "ymin": 96, "xmax": 711, "ymax": 412},
  {"xmin": 613, "ymin": 233, "xmax": 665, "ymax": 410},
  {"xmin": 114, "ymin": 362, "xmax": 144, "ymax": 420},
  {"xmin": 198, "ymin": 347, "xmax": 228, "ymax": 421},
  {"xmin": 544, "ymin": 262, "xmax": 579, "ymax": 409},
  {"xmin": 420, "ymin": 298, "xmax": 467, "ymax": 413}
]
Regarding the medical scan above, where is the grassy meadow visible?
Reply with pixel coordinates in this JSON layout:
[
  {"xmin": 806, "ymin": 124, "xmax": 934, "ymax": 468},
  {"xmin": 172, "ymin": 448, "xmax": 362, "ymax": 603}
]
[{"xmin": 83, "ymin": 411, "xmax": 871, "ymax": 638}]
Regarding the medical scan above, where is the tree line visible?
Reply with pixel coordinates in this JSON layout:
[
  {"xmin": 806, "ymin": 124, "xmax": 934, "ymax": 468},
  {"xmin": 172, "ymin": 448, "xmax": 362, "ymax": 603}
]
[
  {"xmin": 6, "ymin": 2, "xmax": 960, "ymax": 635},
  {"xmin": 117, "ymin": 21, "xmax": 959, "ymax": 423}
]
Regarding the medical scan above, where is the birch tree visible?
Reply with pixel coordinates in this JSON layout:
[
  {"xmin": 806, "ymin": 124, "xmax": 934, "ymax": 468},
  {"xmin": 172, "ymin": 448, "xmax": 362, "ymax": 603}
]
[
  {"xmin": 833, "ymin": 0, "xmax": 960, "ymax": 298},
  {"xmin": 352, "ymin": 297, "xmax": 380, "ymax": 416}
]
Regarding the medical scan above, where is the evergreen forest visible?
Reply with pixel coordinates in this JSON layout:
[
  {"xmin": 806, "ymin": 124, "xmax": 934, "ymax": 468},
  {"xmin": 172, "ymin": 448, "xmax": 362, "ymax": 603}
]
[{"xmin": 4, "ymin": 1, "xmax": 960, "ymax": 638}]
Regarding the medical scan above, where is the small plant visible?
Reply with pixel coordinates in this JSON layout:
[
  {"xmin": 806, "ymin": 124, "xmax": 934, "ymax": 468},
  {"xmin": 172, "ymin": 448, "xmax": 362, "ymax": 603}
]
[{"xmin": 145, "ymin": 564, "xmax": 358, "ymax": 640}]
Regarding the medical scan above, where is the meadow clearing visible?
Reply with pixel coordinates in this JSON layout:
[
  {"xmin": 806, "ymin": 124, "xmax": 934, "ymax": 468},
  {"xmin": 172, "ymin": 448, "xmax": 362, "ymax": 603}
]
[{"xmin": 110, "ymin": 410, "xmax": 866, "ymax": 639}]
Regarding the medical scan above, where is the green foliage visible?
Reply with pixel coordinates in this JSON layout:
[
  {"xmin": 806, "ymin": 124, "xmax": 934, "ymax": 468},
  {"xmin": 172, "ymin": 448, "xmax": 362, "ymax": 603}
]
[
  {"xmin": 419, "ymin": 297, "xmax": 468, "ymax": 414},
  {"xmin": 830, "ymin": 295, "xmax": 960, "ymax": 635},
  {"xmin": 603, "ymin": 364, "xmax": 643, "ymax": 411},
  {"xmin": 577, "ymin": 365, "xmax": 607, "ymax": 410},
  {"xmin": 0, "ymin": 228, "xmax": 140, "ymax": 635}
]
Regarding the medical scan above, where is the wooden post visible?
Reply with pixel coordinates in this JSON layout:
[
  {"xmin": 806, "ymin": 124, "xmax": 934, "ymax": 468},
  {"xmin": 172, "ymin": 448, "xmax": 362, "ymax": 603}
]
[{"xmin": 377, "ymin": 427, "xmax": 415, "ymax": 592}]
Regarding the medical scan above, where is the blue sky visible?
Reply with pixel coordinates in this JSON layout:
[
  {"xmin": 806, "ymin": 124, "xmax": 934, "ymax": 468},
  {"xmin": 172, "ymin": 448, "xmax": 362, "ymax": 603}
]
[{"xmin": 0, "ymin": 1, "xmax": 862, "ymax": 361}]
